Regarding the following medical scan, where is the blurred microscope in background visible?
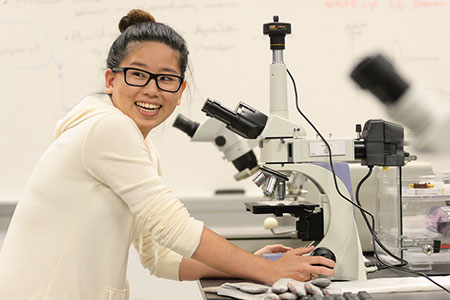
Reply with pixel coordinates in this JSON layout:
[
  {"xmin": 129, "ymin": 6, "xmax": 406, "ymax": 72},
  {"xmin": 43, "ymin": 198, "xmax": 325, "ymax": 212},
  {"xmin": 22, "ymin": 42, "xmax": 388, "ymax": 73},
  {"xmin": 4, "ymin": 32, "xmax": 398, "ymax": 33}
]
[{"xmin": 350, "ymin": 54, "xmax": 450, "ymax": 153}]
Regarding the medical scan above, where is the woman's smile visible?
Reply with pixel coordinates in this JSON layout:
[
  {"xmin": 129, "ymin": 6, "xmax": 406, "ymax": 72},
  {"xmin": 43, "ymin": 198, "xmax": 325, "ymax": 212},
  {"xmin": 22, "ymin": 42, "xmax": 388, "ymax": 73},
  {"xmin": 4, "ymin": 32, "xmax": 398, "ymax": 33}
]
[{"xmin": 135, "ymin": 101, "xmax": 162, "ymax": 116}]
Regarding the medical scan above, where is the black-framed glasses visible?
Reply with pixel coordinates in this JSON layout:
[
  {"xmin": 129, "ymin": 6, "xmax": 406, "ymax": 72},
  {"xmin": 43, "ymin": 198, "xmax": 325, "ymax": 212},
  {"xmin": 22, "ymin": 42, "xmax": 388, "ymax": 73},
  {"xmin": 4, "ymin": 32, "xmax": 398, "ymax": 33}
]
[{"xmin": 112, "ymin": 67, "xmax": 184, "ymax": 93}]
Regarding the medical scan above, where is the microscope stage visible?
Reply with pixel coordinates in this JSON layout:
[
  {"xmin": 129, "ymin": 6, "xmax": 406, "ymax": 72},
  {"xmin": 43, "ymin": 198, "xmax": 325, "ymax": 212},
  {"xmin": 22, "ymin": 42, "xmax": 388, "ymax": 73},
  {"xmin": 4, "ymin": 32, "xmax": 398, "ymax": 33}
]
[{"xmin": 245, "ymin": 201, "xmax": 320, "ymax": 217}]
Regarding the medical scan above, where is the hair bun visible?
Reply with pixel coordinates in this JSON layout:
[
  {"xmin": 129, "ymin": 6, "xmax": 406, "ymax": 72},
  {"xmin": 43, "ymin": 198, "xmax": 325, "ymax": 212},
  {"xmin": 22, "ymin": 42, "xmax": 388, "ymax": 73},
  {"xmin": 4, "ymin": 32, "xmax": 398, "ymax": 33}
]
[{"xmin": 118, "ymin": 9, "xmax": 156, "ymax": 33}]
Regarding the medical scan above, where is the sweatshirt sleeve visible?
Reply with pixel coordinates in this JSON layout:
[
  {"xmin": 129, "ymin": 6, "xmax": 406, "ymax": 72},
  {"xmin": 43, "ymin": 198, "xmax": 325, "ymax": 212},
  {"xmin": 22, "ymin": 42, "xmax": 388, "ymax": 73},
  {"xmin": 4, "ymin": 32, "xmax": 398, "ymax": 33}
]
[
  {"xmin": 82, "ymin": 114, "xmax": 204, "ymax": 258},
  {"xmin": 133, "ymin": 231, "xmax": 183, "ymax": 280}
]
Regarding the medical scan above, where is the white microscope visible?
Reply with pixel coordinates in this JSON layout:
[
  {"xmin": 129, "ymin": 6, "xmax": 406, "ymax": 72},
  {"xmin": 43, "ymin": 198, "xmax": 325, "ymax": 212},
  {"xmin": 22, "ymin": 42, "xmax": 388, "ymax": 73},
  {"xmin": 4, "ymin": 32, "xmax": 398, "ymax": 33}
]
[{"xmin": 199, "ymin": 17, "xmax": 406, "ymax": 281}]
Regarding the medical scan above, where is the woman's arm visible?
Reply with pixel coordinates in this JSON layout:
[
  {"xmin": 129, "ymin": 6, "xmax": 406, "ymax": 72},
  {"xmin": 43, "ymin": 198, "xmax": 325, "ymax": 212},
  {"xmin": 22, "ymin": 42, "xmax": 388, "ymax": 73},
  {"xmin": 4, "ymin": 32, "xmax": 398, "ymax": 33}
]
[
  {"xmin": 179, "ymin": 257, "xmax": 231, "ymax": 280},
  {"xmin": 180, "ymin": 244, "xmax": 294, "ymax": 280},
  {"xmin": 190, "ymin": 227, "xmax": 335, "ymax": 285}
]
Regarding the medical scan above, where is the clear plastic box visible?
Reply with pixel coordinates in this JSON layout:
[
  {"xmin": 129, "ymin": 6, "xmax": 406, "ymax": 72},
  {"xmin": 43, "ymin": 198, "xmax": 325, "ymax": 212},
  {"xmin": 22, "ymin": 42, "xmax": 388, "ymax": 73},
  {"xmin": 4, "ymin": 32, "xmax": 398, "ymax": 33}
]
[{"xmin": 376, "ymin": 168, "xmax": 450, "ymax": 272}]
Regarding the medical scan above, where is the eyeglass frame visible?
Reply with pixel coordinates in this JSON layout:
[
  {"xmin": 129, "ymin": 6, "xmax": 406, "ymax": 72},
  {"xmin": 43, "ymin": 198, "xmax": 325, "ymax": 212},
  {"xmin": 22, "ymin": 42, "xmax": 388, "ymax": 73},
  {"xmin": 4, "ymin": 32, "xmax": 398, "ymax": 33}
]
[{"xmin": 111, "ymin": 67, "xmax": 184, "ymax": 93}]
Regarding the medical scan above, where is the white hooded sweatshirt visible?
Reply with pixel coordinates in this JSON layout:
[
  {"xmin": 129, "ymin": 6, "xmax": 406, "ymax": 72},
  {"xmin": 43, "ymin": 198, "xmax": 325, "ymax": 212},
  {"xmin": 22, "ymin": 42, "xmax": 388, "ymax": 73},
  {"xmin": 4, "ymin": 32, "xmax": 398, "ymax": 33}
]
[{"xmin": 0, "ymin": 94, "xmax": 204, "ymax": 300}]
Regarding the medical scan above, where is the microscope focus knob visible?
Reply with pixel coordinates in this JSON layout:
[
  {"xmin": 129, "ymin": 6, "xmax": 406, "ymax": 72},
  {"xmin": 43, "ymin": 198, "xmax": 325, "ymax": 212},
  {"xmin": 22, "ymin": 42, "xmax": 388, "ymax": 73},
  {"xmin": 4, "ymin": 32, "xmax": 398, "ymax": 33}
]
[
  {"xmin": 310, "ymin": 247, "xmax": 336, "ymax": 263},
  {"xmin": 214, "ymin": 136, "xmax": 226, "ymax": 147},
  {"xmin": 264, "ymin": 217, "xmax": 279, "ymax": 230}
]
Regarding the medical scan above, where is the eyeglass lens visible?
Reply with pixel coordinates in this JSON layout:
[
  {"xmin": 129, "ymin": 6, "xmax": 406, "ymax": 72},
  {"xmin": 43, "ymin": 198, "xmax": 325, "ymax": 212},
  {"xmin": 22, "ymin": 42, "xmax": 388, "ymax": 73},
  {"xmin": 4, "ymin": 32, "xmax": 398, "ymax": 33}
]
[{"xmin": 125, "ymin": 68, "xmax": 182, "ymax": 92}]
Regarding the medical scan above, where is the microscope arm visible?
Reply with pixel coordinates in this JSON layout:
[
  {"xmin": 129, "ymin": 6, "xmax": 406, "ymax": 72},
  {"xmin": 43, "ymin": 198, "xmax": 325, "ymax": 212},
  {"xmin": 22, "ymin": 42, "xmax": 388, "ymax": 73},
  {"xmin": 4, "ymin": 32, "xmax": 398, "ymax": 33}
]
[{"xmin": 276, "ymin": 163, "xmax": 366, "ymax": 280}]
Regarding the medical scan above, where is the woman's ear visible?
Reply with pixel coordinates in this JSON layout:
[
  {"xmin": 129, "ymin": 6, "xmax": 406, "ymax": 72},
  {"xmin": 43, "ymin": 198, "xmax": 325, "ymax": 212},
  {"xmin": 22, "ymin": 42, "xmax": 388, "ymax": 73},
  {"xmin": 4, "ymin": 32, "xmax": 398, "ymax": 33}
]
[
  {"xmin": 105, "ymin": 69, "xmax": 115, "ymax": 94},
  {"xmin": 177, "ymin": 81, "xmax": 187, "ymax": 105}
]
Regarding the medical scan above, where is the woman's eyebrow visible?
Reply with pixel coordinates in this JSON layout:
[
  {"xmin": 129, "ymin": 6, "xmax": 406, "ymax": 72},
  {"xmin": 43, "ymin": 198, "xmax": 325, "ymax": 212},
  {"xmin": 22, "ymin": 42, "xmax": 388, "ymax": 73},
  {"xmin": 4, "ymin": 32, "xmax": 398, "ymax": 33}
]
[
  {"xmin": 159, "ymin": 67, "xmax": 179, "ymax": 74},
  {"xmin": 128, "ymin": 61, "xmax": 147, "ymax": 68},
  {"xmin": 128, "ymin": 61, "xmax": 179, "ymax": 74}
]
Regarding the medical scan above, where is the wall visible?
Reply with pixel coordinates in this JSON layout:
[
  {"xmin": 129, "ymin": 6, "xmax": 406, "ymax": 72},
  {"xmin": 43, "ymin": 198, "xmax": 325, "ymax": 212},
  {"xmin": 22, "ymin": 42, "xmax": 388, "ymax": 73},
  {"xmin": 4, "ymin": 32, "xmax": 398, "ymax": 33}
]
[{"xmin": 2, "ymin": 0, "xmax": 450, "ymax": 202}]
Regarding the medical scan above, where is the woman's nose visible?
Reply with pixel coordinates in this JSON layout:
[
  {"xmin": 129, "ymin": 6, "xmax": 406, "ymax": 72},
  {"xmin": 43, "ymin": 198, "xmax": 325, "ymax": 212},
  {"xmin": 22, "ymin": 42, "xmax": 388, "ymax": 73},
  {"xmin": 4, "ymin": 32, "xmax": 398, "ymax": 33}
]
[{"xmin": 142, "ymin": 78, "xmax": 159, "ymax": 94}]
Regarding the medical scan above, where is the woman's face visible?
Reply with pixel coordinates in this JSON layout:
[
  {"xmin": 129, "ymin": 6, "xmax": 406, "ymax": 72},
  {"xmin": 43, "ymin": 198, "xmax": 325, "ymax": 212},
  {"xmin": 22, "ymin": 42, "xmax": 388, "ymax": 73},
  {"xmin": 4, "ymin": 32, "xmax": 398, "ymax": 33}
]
[{"xmin": 105, "ymin": 41, "xmax": 186, "ymax": 138}]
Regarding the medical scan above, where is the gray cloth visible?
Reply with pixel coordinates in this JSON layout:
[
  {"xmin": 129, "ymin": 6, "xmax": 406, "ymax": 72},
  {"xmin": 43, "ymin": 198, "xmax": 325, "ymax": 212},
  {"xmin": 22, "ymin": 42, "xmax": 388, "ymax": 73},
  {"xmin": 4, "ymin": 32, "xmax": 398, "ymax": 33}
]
[
  {"xmin": 239, "ymin": 283, "xmax": 270, "ymax": 294},
  {"xmin": 309, "ymin": 278, "xmax": 332, "ymax": 289},
  {"xmin": 271, "ymin": 278, "xmax": 333, "ymax": 299},
  {"xmin": 216, "ymin": 278, "xmax": 334, "ymax": 300},
  {"xmin": 305, "ymin": 282, "xmax": 323, "ymax": 296},
  {"xmin": 278, "ymin": 292, "xmax": 297, "ymax": 300},
  {"xmin": 287, "ymin": 281, "xmax": 307, "ymax": 297},
  {"xmin": 272, "ymin": 278, "xmax": 295, "ymax": 294},
  {"xmin": 217, "ymin": 282, "xmax": 280, "ymax": 300}
]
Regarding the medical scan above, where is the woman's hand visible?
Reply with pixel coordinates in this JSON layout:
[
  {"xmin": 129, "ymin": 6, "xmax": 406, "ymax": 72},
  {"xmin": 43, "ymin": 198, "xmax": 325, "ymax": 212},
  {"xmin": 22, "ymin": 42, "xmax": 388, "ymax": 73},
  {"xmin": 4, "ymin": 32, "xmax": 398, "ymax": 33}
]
[
  {"xmin": 267, "ymin": 246, "xmax": 336, "ymax": 284},
  {"xmin": 253, "ymin": 244, "xmax": 293, "ymax": 256}
]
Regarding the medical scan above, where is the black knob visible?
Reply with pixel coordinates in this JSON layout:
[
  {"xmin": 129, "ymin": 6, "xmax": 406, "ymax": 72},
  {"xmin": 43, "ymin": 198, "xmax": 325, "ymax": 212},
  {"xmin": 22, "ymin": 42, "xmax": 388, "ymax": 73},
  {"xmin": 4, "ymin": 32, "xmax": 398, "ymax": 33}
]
[
  {"xmin": 311, "ymin": 247, "xmax": 336, "ymax": 269},
  {"xmin": 214, "ymin": 136, "xmax": 226, "ymax": 147}
]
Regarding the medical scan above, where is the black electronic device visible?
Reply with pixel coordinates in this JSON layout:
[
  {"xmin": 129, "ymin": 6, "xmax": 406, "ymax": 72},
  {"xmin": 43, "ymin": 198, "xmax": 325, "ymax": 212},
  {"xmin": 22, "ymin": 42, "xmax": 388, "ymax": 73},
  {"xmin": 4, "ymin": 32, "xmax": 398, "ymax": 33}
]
[{"xmin": 354, "ymin": 119, "xmax": 406, "ymax": 167}]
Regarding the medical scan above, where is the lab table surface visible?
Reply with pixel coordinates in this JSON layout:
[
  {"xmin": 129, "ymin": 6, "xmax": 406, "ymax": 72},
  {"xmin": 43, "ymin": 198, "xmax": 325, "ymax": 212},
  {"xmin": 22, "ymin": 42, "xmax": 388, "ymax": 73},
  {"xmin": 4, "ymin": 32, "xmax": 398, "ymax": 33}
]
[{"xmin": 199, "ymin": 266, "xmax": 450, "ymax": 300}]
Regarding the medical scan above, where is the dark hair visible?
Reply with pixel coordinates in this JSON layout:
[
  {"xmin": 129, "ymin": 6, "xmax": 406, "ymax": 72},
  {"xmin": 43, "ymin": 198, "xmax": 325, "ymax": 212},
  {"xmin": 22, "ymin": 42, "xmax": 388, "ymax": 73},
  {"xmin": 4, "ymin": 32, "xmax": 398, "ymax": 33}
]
[{"xmin": 106, "ymin": 9, "xmax": 189, "ymax": 76}]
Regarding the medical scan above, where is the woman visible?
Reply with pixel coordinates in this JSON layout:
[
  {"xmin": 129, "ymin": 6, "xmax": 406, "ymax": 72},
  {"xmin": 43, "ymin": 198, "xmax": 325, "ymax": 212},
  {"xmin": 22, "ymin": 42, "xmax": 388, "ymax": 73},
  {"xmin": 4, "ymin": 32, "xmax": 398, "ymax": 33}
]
[{"xmin": 0, "ymin": 9, "xmax": 334, "ymax": 300}]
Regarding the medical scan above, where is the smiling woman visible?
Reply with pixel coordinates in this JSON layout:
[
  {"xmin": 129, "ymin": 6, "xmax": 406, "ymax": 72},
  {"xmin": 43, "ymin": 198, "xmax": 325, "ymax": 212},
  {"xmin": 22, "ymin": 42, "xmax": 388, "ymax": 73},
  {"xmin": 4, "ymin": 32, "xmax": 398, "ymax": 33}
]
[
  {"xmin": 105, "ymin": 41, "xmax": 186, "ymax": 137},
  {"xmin": 0, "ymin": 8, "xmax": 335, "ymax": 300}
]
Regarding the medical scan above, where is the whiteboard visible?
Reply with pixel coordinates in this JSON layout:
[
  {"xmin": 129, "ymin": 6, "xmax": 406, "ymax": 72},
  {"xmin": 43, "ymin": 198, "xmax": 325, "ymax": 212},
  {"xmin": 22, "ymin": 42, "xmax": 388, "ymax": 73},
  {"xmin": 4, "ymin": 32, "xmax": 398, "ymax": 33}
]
[{"xmin": 1, "ymin": 0, "xmax": 450, "ymax": 201}]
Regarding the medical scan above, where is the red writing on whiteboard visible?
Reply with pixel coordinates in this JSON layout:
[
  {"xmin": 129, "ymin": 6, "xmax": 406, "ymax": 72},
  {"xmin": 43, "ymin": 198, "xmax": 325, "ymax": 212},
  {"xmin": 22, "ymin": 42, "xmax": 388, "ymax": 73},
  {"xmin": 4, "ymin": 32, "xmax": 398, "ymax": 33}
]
[
  {"xmin": 414, "ymin": 0, "xmax": 446, "ymax": 8},
  {"xmin": 390, "ymin": 0, "xmax": 446, "ymax": 9},
  {"xmin": 325, "ymin": 0, "xmax": 379, "ymax": 9},
  {"xmin": 389, "ymin": 0, "xmax": 407, "ymax": 10},
  {"xmin": 325, "ymin": 0, "xmax": 446, "ymax": 10}
]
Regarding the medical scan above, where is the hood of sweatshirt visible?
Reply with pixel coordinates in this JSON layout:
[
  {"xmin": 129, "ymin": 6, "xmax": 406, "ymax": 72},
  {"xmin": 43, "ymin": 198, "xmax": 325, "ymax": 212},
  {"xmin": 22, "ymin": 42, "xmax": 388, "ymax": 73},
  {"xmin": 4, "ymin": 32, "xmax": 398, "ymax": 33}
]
[
  {"xmin": 54, "ymin": 94, "xmax": 118, "ymax": 139},
  {"xmin": 54, "ymin": 93, "xmax": 162, "ymax": 174}
]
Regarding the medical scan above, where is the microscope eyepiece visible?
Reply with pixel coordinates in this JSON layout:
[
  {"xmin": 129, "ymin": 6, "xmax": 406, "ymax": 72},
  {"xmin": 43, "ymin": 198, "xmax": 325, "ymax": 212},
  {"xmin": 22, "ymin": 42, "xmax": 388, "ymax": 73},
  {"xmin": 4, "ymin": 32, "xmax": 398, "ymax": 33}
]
[
  {"xmin": 350, "ymin": 54, "xmax": 409, "ymax": 104},
  {"xmin": 173, "ymin": 114, "xmax": 200, "ymax": 138},
  {"xmin": 201, "ymin": 98, "xmax": 268, "ymax": 139},
  {"xmin": 201, "ymin": 99, "xmax": 238, "ymax": 127}
]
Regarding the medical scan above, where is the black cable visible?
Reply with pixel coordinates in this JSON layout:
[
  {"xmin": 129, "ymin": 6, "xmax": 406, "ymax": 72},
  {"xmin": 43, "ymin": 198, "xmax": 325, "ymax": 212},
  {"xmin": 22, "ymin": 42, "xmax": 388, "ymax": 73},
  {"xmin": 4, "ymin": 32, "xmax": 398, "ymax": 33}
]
[
  {"xmin": 286, "ymin": 68, "xmax": 375, "ymax": 226},
  {"xmin": 286, "ymin": 68, "xmax": 450, "ymax": 294},
  {"xmin": 354, "ymin": 167, "xmax": 407, "ymax": 268}
]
